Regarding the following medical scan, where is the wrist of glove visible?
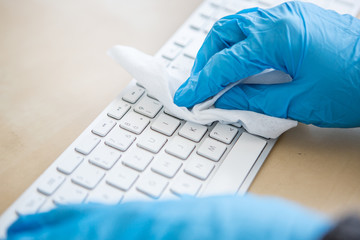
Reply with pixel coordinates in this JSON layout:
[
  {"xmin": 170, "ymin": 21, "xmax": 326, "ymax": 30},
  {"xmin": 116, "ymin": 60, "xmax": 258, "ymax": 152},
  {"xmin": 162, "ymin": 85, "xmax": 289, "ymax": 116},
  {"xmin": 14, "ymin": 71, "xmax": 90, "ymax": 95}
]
[{"xmin": 8, "ymin": 194, "xmax": 332, "ymax": 240}]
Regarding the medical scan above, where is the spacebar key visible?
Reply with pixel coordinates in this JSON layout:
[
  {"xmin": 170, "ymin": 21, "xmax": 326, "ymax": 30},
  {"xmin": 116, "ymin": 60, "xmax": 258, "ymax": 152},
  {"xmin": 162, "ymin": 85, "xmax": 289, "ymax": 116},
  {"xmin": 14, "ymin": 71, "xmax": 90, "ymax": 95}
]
[{"xmin": 202, "ymin": 132, "xmax": 267, "ymax": 196}]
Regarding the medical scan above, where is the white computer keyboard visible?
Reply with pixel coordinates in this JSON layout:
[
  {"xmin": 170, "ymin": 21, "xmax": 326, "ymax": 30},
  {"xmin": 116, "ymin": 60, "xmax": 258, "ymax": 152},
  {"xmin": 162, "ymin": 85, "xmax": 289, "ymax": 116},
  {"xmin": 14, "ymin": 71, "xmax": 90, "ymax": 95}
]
[{"xmin": 1, "ymin": 0, "xmax": 359, "ymax": 238}]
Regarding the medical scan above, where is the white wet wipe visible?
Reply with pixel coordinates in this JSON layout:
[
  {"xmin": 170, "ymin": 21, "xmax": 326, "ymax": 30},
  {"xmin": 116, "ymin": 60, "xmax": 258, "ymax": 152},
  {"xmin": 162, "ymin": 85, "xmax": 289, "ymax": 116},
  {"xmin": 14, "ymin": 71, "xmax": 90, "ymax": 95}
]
[{"xmin": 108, "ymin": 45, "xmax": 297, "ymax": 139}]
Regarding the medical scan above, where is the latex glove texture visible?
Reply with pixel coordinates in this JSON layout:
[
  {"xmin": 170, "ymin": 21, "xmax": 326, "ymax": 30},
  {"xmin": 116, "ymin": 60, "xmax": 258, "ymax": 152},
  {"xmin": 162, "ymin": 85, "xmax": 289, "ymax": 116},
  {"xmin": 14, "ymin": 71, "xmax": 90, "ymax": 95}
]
[
  {"xmin": 174, "ymin": 2, "xmax": 360, "ymax": 128},
  {"xmin": 7, "ymin": 195, "xmax": 332, "ymax": 240}
]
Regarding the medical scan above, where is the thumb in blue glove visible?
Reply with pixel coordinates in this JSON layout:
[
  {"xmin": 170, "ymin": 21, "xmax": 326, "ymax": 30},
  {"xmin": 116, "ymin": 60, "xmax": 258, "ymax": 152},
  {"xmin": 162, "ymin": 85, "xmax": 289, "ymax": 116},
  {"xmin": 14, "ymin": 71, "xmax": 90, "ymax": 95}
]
[
  {"xmin": 174, "ymin": 2, "xmax": 360, "ymax": 128},
  {"xmin": 7, "ymin": 195, "xmax": 332, "ymax": 240}
]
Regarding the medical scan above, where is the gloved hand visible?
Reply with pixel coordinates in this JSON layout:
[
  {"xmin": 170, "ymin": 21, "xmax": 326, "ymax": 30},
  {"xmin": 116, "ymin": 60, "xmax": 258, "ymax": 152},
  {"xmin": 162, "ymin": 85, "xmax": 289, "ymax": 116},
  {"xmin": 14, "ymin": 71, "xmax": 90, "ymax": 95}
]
[
  {"xmin": 7, "ymin": 195, "xmax": 332, "ymax": 240},
  {"xmin": 174, "ymin": 2, "xmax": 360, "ymax": 128}
]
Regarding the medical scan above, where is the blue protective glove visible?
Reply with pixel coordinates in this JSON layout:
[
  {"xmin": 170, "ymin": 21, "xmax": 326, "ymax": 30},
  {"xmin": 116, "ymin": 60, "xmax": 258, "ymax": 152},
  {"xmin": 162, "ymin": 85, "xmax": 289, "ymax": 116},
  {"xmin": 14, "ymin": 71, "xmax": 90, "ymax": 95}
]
[
  {"xmin": 7, "ymin": 195, "xmax": 332, "ymax": 240},
  {"xmin": 174, "ymin": 2, "xmax": 360, "ymax": 128}
]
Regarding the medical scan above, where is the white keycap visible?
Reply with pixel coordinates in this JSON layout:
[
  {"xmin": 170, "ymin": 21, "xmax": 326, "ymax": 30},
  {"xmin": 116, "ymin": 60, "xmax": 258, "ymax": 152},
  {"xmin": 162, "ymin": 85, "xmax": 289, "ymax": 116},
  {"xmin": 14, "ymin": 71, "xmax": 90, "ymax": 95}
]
[
  {"xmin": 170, "ymin": 174, "xmax": 202, "ymax": 197},
  {"xmin": 136, "ymin": 130, "xmax": 167, "ymax": 153},
  {"xmin": 213, "ymin": 8, "xmax": 232, "ymax": 20},
  {"xmin": 331, "ymin": 0, "xmax": 354, "ymax": 14},
  {"xmin": 122, "ymin": 86, "xmax": 145, "ymax": 104},
  {"xmin": 151, "ymin": 113, "xmax": 181, "ymax": 136},
  {"xmin": 158, "ymin": 57, "xmax": 171, "ymax": 67},
  {"xmin": 174, "ymin": 31, "xmax": 194, "ymax": 47},
  {"xmin": 162, "ymin": 44, "xmax": 182, "ymax": 60},
  {"xmin": 105, "ymin": 127, "xmax": 136, "ymax": 151},
  {"xmin": 151, "ymin": 153, "xmax": 183, "ymax": 178},
  {"xmin": 197, "ymin": 138, "xmax": 227, "ymax": 162},
  {"xmin": 209, "ymin": 0, "xmax": 224, "ymax": 7},
  {"xmin": 136, "ymin": 173, "xmax": 168, "ymax": 199},
  {"xmin": 16, "ymin": 193, "xmax": 46, "ymax": 215},
  {"xmin": 89, "ymin": 144, "xmax": 121, "ymax": 170},
  {"xmin": 72, "ymin": 163, "xmax": 105, "ymax": 189},
  {"xmin": 38, "ymin": 199, "xmax": 56, "ymax": 213},
  {"xmin": 122, "ymin": 190, "xmax": 153, "ymax": 203},
  {"xmin": 183, "ymin": 37, "xmax": 206, "ymax": 59},
  {"xmin": 119, "ymin": 111, "xmax": 150, "ymax": 134},
  {"xmin": 57, "ymin": 151, "xmax": 84, "ymax": 175},
  {"xmin": 107, "ymin": 101, "xmax": 130, "ymax": 120},
  {"xmin": 210, "ymin": 123, "xmax": 238, "ymax": 144},
  {"xmin": 86, "ymin": 183, "xmax": 123, "ymax": 204},
  {"xmin": 257, "ymin": 0, "xmax": 274, "ymax": 8},
  {"xmin": 178, "ymin": 122, "xmax": 207, "ymax": 142},
  {"xmin": 122, "ymin": 148, "xmax": 153, "ymax": 172},
  {"xmin": 199, "ymin": 3, "xmax": 217, "ymax": 18},
  {"xmin": 203, "ymin": 133, "xmax": 267, "ymax": 196},
  {"xmin": 190, "ymin": 14, "xmax": 207, "ymax": 30},
  {"xmin": 75, "ymin": 134, "xmax": 101, "ymax": 155},
  {"xmin": 168, "ymin": 54, "xmax": 194, "ymax": 79},
  {"xmin": 106, "ymin": 166, "xmax": 139, "ymax": 191},
  {"xmin": 203, "ymin": 19, "xmax": 216, "ymax": 33},
  {"xmin": 53, "ymin": 182, "xmax": 88, "ymax": 205},
  {"xmin": 134, "ymin": 96, "xmax": 163, "ymax": 118},
  {"xmin": 184, "ymin": 156, "xmax": 215, "ymax": 180},
  {"xmin": 37, "ymin": 173, "xmax": 65, "ymax": 196},
  {"xmin": 147, "ymin": 92, "xmax": 158, "ymax": 100},
  {"xmin": 165, "ymin": 136, "xmax": 195, "ymax": 160},
  {"xmin": 91, "ymin": 118, "xmax": 116, "ymax": 137}
]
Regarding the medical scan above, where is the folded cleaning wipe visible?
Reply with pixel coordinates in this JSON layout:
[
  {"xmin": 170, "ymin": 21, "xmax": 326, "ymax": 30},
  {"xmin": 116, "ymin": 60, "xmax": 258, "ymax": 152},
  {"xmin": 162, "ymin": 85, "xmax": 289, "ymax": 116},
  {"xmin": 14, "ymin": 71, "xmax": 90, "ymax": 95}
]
[{"xmin": 108, "ymin": 45, "xmax": 298, "ymax": 139}]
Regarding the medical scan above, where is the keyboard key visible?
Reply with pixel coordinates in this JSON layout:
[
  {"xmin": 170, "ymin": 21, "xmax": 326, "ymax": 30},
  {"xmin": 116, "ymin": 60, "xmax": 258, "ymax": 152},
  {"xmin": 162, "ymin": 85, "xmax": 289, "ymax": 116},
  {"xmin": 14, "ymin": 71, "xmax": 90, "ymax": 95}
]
[
  {"xmin": 184, "ymin": 156, "xmax": 215, "ymax": 180},
  {"xmin": 39, "ymin": 199, "xmax": 56, "ymax": 213},
  {"xmin": 170, "ymin": 174, "xmax": 202, "ymax": 197},
  {"xmin": 92, "ymin": 118, "xmax": 116, "ymax": 137},
  {"xmin": 199, "ymin": 2, "xmax": 217, "ymax": 18},
  {"xmin": 107, "ymin": 101, "xmax": 130, "ymax": 120},
  {"xmin": 209, "ymin": 0, "xmax": 224, "ymax": 7},
  {"xmin": 106, "ymin": 166, "xmax": 139, "ymax": 191},
  {"xmin": 72, "ymin": 163, "xmax": 105, "ymax": 189},
  {"xmin": 178, "ymin": 122, "xmax": 207, "ymax": 142},
  {"xmin": 37, "ymin": 173, "xmax": 65, "ymax": 196},
  {"xmin": 190, "ymin": 14, "xmax": 207, "ymax": 30},
  {"xmin": 174, "ymin": 31, "xmax": 194, "ymax": 47},
  {"xmin": 122, "ymin": 148, "xmax": 153, "ymax": 172},
  {"xmin": 165, "ymin": 136, "xmax": 195, "ymax": 160},
  {"xmin": 119, "ymin": 111, "xmax": 150, "ymax": 134},
  {"xmin": 75, "ymin": 134, "xmax": 101, "ymax": 155},
  {"xmin": 122, "ymin": 190, "xmax": 153, "ymax": 203},
  {"xmin": 86, "ymin": 183, "xmax": 123, "ymax": 204},
  {"xmin": 210, "ymin": 123, "xmax": 238, "ymax": 144},
  {"xmin": 122, "ymin": 86, "xmax": 145, "ymax": 104},
  {"xmin": 89, "ymin": 144, "xmax": 121, "ymax": 170},
  {"xmin": 151, "ymin": 113, "xmax": 181, "ymax": 136},
  {"xmin": 183, "ymin": 37, "xmax": 205, "ymax": 59},
  {"xmin": 203, "ymin": 19, "xmax": 216, "ymax": 33},
  {"xmin": 162, "ymin": 44, "xmax": 182, "ymax": 60},
  {"xmin": 136, "ymin": 130, "xmax": 167, "ymax": 153},
  {"xmin": 168, "ymin": 54, "xmax": 194, "ymax": 79},
  {"xmin": 158, "ymin": 57, "xmax": 171, "ymax": 67},
  {"xmin": 213, "ymin": 8, "xmax": 232, "ymax": 20},
  {"xmin": 203, "ymin": 133, "xmax": 267, "ymax": 196},
  {"xmin": 16, "ymin": 193, "xmax": 46, "ymax": 216},
  {"xmin": 105, "ymin": 127, "xmax": 136, "ymax": 151},
  {"xmin": 151, "ymin": 153, "xmax": 183, "ymax": 178},
  {"xmin": 53, "ymin": 182, "xmax": 88, "ymax": 205},
  {"xmin": 57, "ymin": 151, "xmax": 84, "ymax": 175},
  {"xmin": 136, "ymin": 173, "xmax": 169, "ymax": 199},
  {"xmin": 134, "ymin": 96, "xmax": 163, "ymax": 118},
  {"xmin": 197, "ymin": 138, "xmax": 227, "ymax": 162}
]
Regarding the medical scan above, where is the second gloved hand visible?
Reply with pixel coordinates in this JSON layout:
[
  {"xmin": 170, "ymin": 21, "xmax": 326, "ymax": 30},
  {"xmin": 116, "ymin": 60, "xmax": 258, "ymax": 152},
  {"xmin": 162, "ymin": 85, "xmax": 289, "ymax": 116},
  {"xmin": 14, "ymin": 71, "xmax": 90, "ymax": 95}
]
[
  {"xmin": 174, "ymin": 2, "xmax": 360, "ymax": 128},
  {"xmin": 7, "ymin": 195, "xmax": 332, "ymax": 240}
]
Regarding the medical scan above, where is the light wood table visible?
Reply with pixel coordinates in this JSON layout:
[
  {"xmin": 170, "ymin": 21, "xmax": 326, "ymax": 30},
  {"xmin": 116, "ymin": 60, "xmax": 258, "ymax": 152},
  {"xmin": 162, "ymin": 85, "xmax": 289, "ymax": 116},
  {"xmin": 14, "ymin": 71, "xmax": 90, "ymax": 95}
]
[{"xmin": 1, "ymin": 0, "xmax": 359, "ymax": 218}]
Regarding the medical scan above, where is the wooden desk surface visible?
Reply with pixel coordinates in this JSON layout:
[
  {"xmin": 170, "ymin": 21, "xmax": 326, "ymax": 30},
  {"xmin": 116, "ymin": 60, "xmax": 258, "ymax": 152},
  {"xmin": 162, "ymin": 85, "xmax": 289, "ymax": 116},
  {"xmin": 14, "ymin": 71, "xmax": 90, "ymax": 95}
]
[{"xmin": 1, "ymin": 0, "xmax": 359, "ymax": 217}]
